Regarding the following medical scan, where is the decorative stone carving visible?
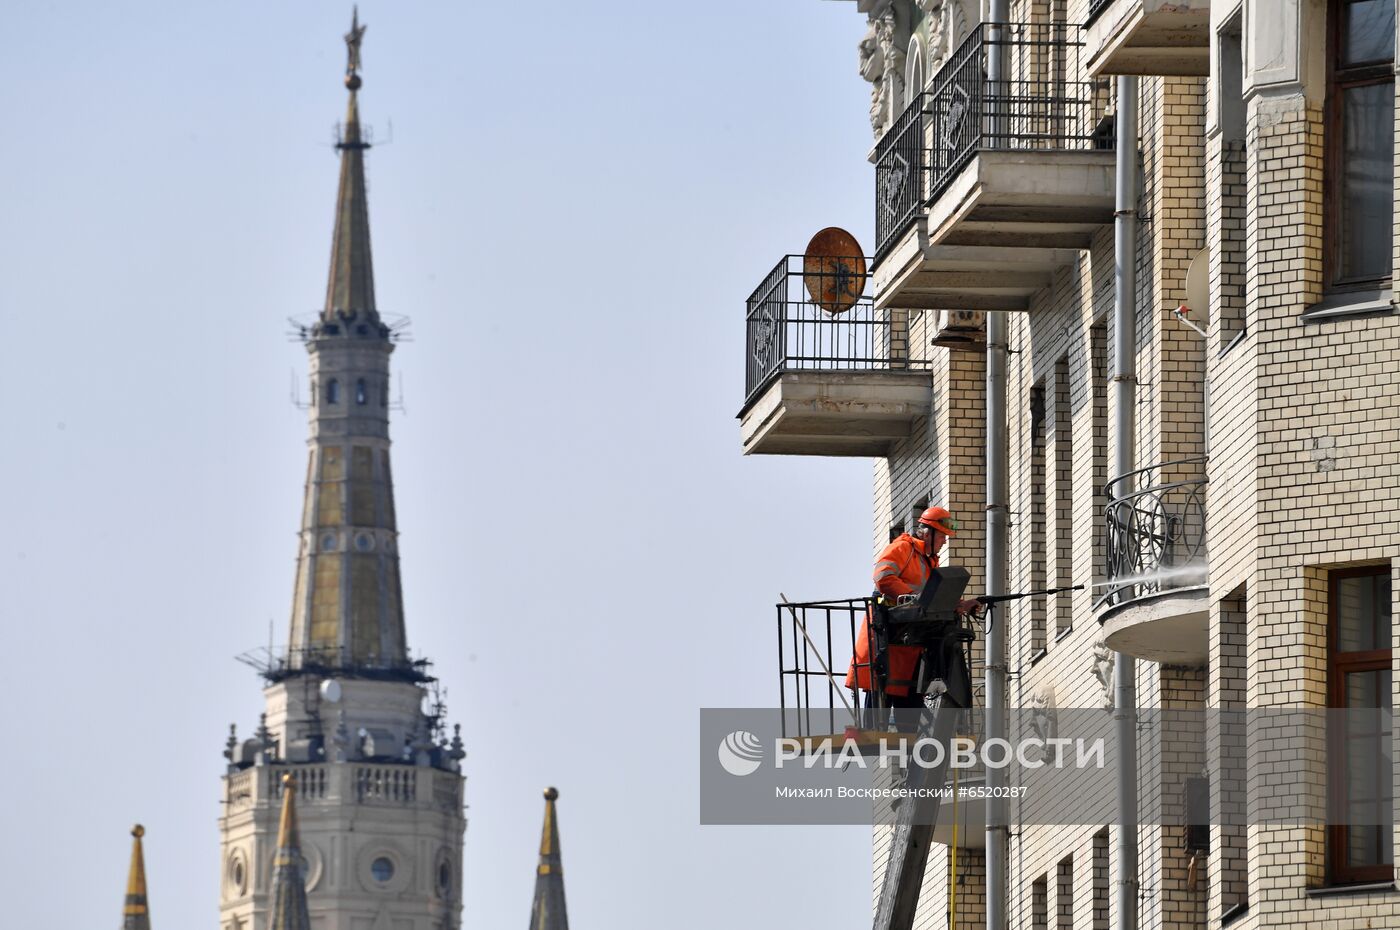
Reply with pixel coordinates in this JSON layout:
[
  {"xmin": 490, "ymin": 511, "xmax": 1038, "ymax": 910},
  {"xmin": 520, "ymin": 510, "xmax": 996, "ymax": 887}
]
[
  {"xmin": 921, "ymin": 0, "xmax": 976, "ymax": 73},
  {"xmin": 1028, "ymin": 689, "xmax": 1053, "ymax": 742},
  {"xmin": 858, "ymin": 21, "xmax": 886, "ymax": 135},
  {"xmin": 876, "ymin": 9, "xmax": 906, "ymax": 123},
  {"xmin": 1091, "ymin": 640, "xmax": 1115, "ymax": 709}
]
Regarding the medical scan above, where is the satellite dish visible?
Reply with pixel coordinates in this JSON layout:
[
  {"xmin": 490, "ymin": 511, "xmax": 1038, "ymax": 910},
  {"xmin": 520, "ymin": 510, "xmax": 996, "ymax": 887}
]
[
  {"xmin": 321, "ymin": 679, "xmax": 342, "ymax": 703},
  {"xmin": 803, "ymin": 227, "xmax": 867, "ymax": 315}
]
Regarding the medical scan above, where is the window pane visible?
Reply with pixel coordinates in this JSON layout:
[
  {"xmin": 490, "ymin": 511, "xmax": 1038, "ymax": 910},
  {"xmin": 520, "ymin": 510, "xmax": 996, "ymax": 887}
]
[
  {"xmin": 1343, "ymin": 689, "xmax": 1393, "ymax": 868},
  {"xmin": 1338, "ymin": 573, "xmax": 1393, "ymax": 652},
  {"xmin": 1342, "ymin": 0, "xmax": 1397, "ymax": 66},
  {"xmin": 1339, "ymin": 83, "xmax": 1396, "ymax": 283}
]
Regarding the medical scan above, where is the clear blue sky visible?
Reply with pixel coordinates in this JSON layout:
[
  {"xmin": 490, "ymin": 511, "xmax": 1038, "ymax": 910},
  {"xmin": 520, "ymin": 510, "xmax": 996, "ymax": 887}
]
[{"xmin": 1, "ymin": 2, "xmax": 884, "ymax": 927}]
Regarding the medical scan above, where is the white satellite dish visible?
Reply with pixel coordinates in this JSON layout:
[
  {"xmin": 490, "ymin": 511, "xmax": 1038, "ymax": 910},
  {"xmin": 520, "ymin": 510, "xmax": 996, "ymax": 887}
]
[{"xmin": 320, "ymin": 679, "xmax": 343, "ymax": 703}]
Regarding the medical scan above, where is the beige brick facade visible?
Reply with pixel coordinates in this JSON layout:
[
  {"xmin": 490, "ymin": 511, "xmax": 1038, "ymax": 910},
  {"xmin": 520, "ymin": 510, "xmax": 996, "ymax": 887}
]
[{"xmin": 800, "ymin": 0, "xmax": 1400, "ymax": 926}]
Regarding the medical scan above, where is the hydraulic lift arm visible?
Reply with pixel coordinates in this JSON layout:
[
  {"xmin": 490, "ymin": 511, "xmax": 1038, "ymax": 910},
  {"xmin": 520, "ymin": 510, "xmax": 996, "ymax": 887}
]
[
  {"xmin": 870, "ymin": 577, "xmax": 1084, "ymax": 930},
  {"xmin": 871, "ymin": 692, "xmax": 961, "ymax": 930}
]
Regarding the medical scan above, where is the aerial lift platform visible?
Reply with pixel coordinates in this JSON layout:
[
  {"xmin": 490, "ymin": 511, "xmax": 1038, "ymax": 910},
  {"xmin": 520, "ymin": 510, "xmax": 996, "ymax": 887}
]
[{"xmin": 777, "ymin": 567, "xmax": 977, "ymax": 930}]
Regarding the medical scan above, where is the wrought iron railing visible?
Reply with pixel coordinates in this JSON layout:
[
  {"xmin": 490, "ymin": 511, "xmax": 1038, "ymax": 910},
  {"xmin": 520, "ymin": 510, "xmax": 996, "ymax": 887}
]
[
  {"xmin": 742, "ymin": 255, "xmax": 930, "ymax": 407},
  {"xmin": 1086, "ymin": 0, "xmax": 1115, "ymax": 26},
  {"xmin": 1101, "ymin": 456, "xmax": 1208, "ymax": 610},
  {"xmin": 873, "ymin": 21, "xmax": 1109, "ymax": 259}
]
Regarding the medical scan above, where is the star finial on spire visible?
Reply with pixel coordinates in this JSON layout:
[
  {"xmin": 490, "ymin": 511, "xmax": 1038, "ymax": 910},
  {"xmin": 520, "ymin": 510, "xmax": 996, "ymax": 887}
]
[{"xmin": 344, "ymin": 7, "xmax": 367, "ymax": 89}]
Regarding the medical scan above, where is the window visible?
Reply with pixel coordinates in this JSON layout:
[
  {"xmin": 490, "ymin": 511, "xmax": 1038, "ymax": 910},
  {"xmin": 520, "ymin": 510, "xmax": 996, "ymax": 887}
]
[
  {"xmin": 1325, "ymin": 0, "xmax": 1396, "ymax": 291},
  {"xmin": 371, "ymin": 856, "xmax": 395, "ymax": 883},
  {"xmin": 355, "ymin": 378, "xmax": 368, "ymax": 405},
  {"xmin": 904, "ymin": 37, "xmax": 923, "ymax": 106},
  {"xmin": 327, "ymin": 378, "xmax": 340, "ymax": 404},
  {"xmin": 1328, "ymin": 566, "xmax": 1394, "ymax": 883}
]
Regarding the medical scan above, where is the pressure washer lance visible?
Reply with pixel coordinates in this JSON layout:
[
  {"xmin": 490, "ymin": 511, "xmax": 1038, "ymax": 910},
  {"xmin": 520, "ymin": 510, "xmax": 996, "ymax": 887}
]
[{"xmin": 974, "ymin": 584, "xmax": 1085, "ymax": 634}]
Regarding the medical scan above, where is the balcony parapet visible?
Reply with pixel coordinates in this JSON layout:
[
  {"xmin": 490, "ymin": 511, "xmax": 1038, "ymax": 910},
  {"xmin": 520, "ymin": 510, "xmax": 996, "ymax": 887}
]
[
  {"xmin": 1084, "ymin": 0, "xmax": 1211, "ymax": 77},
  {"xmin": 222, "ymin": 762, "xmax": 462, "ymax": 815},
  {"xmin": 740, "ymin": 255, "xmax": 931, "ymax": 456},
  {"xmin": 1096, "ymin": 455, "xmax": 1209, "ymax": 664},
  {"xmin": 874, "ymin": 22, "xmax": 1114, "ymax": 262}
]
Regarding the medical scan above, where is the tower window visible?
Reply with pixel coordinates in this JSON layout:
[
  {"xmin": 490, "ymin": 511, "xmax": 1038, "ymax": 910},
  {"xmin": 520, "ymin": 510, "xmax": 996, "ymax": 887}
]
[
  {"xmin": 327, "ymin": 379, "xmax": 340, "ymax": 405},
  {"xmin": 356, "ymin": 379, "xmax": 368, "ymax": 405},
  {"xmin": 371, "ymin": 856, "xmax": 395, "ymax": 883}
]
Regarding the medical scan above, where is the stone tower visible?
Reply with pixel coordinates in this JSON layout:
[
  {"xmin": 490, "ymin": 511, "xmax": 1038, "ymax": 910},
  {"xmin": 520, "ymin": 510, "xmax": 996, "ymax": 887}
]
[{"xmin": 219, "ymin": 13, "xmax": 466, "ymax": 930}]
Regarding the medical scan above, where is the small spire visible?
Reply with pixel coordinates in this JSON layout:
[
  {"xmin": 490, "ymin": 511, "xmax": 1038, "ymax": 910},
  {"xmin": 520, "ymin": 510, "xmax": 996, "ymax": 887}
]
[
  {"xmin": 324, "ymin": 7, "xmax": 377, "ymax": 323},
  {"xmin": 123, "ymin": 824, "xmax": 151, "ymax": 930},
  {"xmin": 529, "ymin": 788, "xmax": 569, "ymax": 930},
  {"xmin": 269, "ymin": 775, "xmax": 312, "ymax": 930}
]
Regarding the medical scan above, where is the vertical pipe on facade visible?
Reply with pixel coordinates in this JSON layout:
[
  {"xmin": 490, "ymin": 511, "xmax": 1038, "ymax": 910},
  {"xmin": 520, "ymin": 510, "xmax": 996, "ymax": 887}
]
[
  {"xmin": 1112, "ymin": 74, "xmax": 1140, "ymax": 930},
  {"xmin": 984, "ymin": 4, "xmax": 1011, "ymax": 930}
]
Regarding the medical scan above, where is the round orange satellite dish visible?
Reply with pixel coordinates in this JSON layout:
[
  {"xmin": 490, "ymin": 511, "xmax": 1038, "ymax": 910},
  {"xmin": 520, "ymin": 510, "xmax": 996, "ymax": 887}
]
[{"xmin": 803, "ymin": 227, "xmax": 867, "ymax": 315}]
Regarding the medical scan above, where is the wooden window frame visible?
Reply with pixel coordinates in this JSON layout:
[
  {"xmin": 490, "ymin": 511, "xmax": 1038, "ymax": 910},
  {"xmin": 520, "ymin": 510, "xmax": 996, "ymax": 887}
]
[
  {"xmin": 1323, "ymin": 0, "xmax": 1397, "ymax": 293},
  {"xmin": 1327, "ymin": 564, "xmax": 1394, "ymax": 884}
]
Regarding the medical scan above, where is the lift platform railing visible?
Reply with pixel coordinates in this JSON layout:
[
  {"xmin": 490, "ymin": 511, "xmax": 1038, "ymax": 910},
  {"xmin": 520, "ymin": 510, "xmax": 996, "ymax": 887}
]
[
  {"xmin": 776, "ymin": 597, "xmax": 873, "ymax": 742},
  {"xmin": 776, "ymin": 567, "xmax": 985, "ymax": 743}
]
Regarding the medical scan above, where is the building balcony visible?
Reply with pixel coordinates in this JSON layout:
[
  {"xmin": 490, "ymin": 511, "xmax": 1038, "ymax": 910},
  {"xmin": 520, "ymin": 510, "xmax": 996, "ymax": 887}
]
[
  {"xmin": 873, "ymin": 23, "xmax": 1115, "ymax": 312},
  {"xmin": 1084, "ymin": 0, "xmax": 1211, "ymax": 77},
  {"xmin": 739, "ymin": 255, "xmax": 931, "ymax": 457},
  {"xmin": 1096, "ymin": 456, "xmax": 1209, "ymax": 664}
]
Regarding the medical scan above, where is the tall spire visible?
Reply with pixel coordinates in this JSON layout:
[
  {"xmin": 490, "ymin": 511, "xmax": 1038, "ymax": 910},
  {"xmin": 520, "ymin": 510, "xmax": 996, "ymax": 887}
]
[
  {"xmin": 285, "ymin": 10, "xmax": 408, "ymax": 677},
  {"xmin": 269, "ymin": 775, "xmax": 312, "ymax": 930},
  {"xmin": 529, "ymin": 788, "xmax": 570, "ymax": 930},
  {"xmin": 324, "ymin": 6, "xmax": 377, "ymax": 322},
  {"xmin": 123, "ymin": 825, "xmax": 151, "ymax": 930}
]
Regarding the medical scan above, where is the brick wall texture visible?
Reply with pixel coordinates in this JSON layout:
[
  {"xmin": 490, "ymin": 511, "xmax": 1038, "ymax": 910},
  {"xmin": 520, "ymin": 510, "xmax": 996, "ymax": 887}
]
[{"xmin": 857, "ymin": 0, "xmax": 1400, "ymax": 926}]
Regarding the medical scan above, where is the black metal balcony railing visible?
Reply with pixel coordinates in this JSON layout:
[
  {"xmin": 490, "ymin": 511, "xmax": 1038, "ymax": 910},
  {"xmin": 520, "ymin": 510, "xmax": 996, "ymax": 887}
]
[
  {"xmin": 1101, "ymin": 456, "xmax": 1209, "ymax": 610},
  {"xmin": 742, "ymin": 255, "xmax": 931, "ymax": 407},
  {"xmin": 874, "ymin": 21, "xmax": 1109, "ymax": 259}
]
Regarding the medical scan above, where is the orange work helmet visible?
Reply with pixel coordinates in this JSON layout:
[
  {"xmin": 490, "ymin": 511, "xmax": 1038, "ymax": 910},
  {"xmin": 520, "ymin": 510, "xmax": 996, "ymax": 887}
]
[{"xmin": 918, "ymin": 505, "xmax": 958, "ymax": 537}]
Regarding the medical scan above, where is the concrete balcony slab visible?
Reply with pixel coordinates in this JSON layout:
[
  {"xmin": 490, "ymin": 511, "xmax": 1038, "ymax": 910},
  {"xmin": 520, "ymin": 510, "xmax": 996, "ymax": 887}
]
[
  {"xmin": 1085, "ymin": 0, "xmax": 1212, "ymax": 77},
  {"xmin": 739, "ymin": 370, "xmax": 932, "ymax": 457},
  {"xmin": 873, "ymin": 223, "xmax": 1082, "ymax": 314},
  {"xmin": 925, "ymin": 150, "xmax": 1118, "ymax": 251},
  {"xmin": 1098, "ymin": 585, "xmax": 1209, "ymax": 665}
]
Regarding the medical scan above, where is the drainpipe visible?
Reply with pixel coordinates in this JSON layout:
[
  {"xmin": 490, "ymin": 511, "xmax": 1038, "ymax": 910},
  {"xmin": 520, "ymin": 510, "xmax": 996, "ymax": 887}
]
[
  {"xmin": 984, "ymin": 4, "xmax": 1011, "ymax": 930},
  {"xmin": 1112, "ymin": 74, "xmax": 1140, "ymax": 930}
]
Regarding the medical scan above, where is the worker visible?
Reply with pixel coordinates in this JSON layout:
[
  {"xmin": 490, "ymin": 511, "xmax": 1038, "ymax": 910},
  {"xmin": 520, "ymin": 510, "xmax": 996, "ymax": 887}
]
[{"xmin": 845, "ymin": 505, "xmax": 979, "ymax": 708}]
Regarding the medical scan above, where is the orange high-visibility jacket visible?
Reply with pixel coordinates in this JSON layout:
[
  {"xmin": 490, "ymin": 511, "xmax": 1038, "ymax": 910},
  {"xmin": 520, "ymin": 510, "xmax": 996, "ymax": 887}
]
[{"xmin": 845, "ymin": 533, "xmax": 937, "ymax": 696}]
